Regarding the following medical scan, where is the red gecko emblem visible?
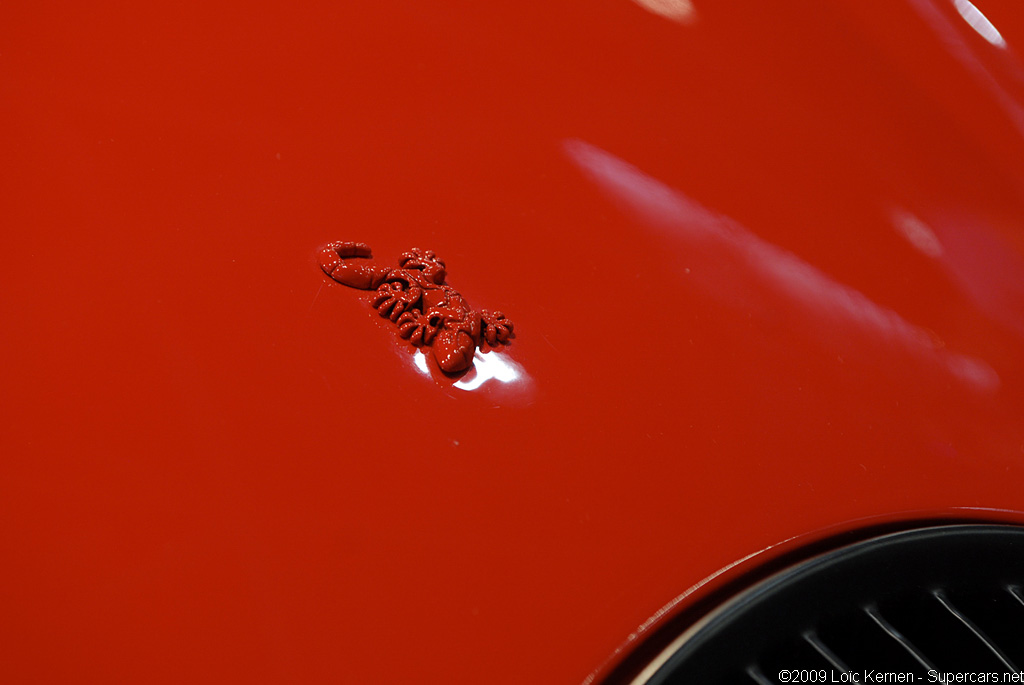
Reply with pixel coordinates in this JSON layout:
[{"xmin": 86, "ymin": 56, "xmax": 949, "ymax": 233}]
[{"xmin": 318, "ymin": 241, "xmax": 514, "ymax": 373}]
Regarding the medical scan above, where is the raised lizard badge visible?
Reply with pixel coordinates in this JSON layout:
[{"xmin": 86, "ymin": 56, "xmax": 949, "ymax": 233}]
[{"xmin": 317, "ymin": 241, "xmax": 514, "ymax": 373}]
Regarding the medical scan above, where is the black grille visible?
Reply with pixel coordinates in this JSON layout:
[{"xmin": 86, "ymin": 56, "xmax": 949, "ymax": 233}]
[{"xmin": 639, "ymin": 525, "xmax": 1024, "ymax": 684}]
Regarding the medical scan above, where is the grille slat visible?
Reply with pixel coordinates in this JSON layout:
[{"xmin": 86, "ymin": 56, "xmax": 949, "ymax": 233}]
[
  {"xmin": 932, "ymin": 589, "xmax": 1019, "ymax": 672},
  {"xmin": 862, "ymin": 604, "xmax": 936, "ymax": 671},
  {"xmin": 745, "ymin": 665, "xmax": 774, "ymax": 685},
  {"xmin": 802, "ymin": 631, "xmax": 851, "ymax": 673},
  {"xmin": 1008, "ymin": 585, "xmax": 1024, "ymax": 609}
]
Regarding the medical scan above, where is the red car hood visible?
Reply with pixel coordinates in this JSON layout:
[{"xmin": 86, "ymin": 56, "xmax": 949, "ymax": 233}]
[{"xmin": 4, "ymin": 0, "xmax": 1024, "ymax": 682}]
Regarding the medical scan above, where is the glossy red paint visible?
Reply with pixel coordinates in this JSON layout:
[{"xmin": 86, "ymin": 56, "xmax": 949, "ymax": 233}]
[{"xmin": 3, "ymin": 1, "xmax": 1024, "ymax": 683}]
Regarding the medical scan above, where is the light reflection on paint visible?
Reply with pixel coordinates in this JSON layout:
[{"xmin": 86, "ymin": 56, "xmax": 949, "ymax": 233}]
[
  {"xmin": 893, "ymin": 207, "xmax": 1024, "ymax": 339},
  {"xmin": 629, "ymin": 0, "xmax": 696, "ymax": 24},
  {"xmin": 563, "ymin": 138, "xmax": 1000, "ymax": 393},
  {"xmin": 892, "ymin": 209, "xmax": 944, "ymax": 258},
  {"xmin": 952, "ymin": 0, "xmax": 1006, "ymax": 48},
  {"xmin": 906, "ymin": 0, "xmax": 1024, "ymax": 136},
  {"xmin": 411, "ymin": 350, "xmax": 431, "ymax": 376},
  {"xmin": 454, "ymin": 350, "xmax": 523, "ymax": 391},
  {"xmin": 409, "ymin": 349, "xmax": 525, "ymax": 392}
]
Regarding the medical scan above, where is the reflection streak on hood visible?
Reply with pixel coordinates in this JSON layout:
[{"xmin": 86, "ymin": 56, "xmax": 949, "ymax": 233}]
[{"xmin": 564, "ymin": 138, "xmax": 999, "ymax": 394}]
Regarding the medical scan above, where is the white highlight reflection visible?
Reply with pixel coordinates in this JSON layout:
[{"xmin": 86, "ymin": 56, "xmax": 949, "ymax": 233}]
[
  {"xmin": 953, "ymin": 0, "xmax": 1006, "ymax": 48},
  {"xmin": 411, "ymin": 350, "xmax": 431, "ymax": 376},
  {"xmin": 892, "ymin": 209, "xmax": 944, "ymax": 258},
  {"xmin": 629, "ymin": 0, "xmax": 696, "ymax": 24},
  {"xmin": 564, "ymin": 139, "xmax": 1000, "ymax": 394},
  {"xmin": 908, "ymin": 0, "xmax": 1023, "ymax": 136},
  {"xmin": 409, "ymin": 349, "xmax": 526, "ymax": 392},
  {"xmin": 454, "ymin": 350, "xmax": 523, "ymax": 391}
]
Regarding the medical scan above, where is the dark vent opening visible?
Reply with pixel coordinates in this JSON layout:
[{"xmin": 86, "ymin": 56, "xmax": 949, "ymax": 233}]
[{"xmin": 638, "ymin": 525, "xmax": 1024, "ymax": 684}]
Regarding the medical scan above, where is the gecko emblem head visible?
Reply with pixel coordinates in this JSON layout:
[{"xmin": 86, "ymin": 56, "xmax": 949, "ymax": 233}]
[{"xmin": 317, "ymin": 241, "xmax": 514, "ymax": 374}]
